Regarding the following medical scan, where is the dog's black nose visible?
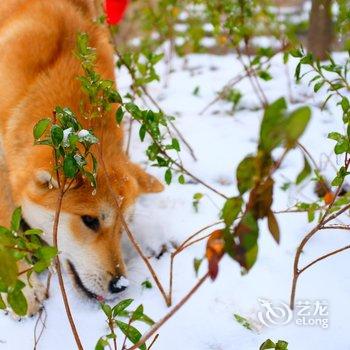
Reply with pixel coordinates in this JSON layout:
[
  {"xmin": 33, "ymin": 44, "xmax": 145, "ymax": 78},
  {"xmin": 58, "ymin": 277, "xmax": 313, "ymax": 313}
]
[{"xmin": 109, "ymin": 276, "xmax": 129, "ymax": 294}]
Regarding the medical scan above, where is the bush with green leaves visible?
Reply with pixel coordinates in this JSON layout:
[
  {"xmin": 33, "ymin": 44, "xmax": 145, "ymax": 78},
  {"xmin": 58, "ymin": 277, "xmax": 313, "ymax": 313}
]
[
  {"xmin": 260, "ymin": 339, "xmax": 288, "ymax": 350},
  {"xmin": 0, "ymin": 208, "xmax": 57, "ymax": 316},
  {"xmin": 33, "ymin": 106, "xmax": 99, "ymax": 188},
  {"xmin": 96, "ymin": 300, "xmax": 154, "ymax": 350}
]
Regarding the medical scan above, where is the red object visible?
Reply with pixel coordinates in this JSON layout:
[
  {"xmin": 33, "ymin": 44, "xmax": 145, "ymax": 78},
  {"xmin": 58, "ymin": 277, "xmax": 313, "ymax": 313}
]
[{"xmin": 105, "ymin": 0, "xmax": 128, "ymax": 25}]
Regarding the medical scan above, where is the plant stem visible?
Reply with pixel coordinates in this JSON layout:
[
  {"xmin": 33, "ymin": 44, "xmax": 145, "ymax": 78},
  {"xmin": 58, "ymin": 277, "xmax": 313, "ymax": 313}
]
[
  {"xmin": 299, "ymin": 244, "xmax": 350, "ymax": 274},
  {"xmin": 53, "ymin": 184, "xmax": 84, "ymax": 350}
]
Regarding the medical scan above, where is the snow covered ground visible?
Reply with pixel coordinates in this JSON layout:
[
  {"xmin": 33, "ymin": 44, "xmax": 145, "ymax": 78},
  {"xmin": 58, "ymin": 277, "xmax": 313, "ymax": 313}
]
[{"xmin": 1, "ymin": 51, "xmax": 350, "ymax": 350}]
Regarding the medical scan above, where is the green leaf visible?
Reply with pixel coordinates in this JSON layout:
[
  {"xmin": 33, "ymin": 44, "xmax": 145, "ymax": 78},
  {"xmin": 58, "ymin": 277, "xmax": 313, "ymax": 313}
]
[
  {"xmin": 233, "ymin": 314, "xmax": 253, "ymax": 331},
  {"xmin": 95, "ymin": 337, "xmax": 109, "ymax": 350},
  {"xmin": 51, "ymin": 125, "xmax": 64, "ymax": 147},
  {"xmin": 260, "ymin": 339, "xmax": 276, "ymax": 350},
  {"xmin": 295, "ymin": 62, "xmax": 301, "ymax": 81},
  {"xmin": 0, "ymin": 294, "xmax": 6, "ymax": 310},
  {"xmin": 245, "ymin": 243, "xmax": 258, "ymax": 270},
  {"xmin": 334, "ymin": 139, "xmax": 349, "ymax": 154},
  {"xmin": 341, "ymin": 97, "xmax": 350, "ymax": 113},
  {"xmin": 290, "ymin": 49, "xmax": 303, "ymax": 58},
  {"xmin": 328, "ymin": 132, "xmax": 343, "ymax": 141},
  {"xmin": 193, "ymin": 258, "xmax": 203, "ymax": 276},
  {"xmin": 276, "ymin": 340, "xmax": 288, "ymax": 350},
  {"xmin": 258, "ymin": 70, "xmax": 272, "ymax": 81},
  {"xmin": 221, "ymin": 197, "xmax": 243, "ymax": 227},
  {"xmin": 116, "ymin": 107, "xmax": 125, "ymax": 124},
  {"xmin": 178, "ymin": 174, "xmax": 185, "ymax": 184},
  {"xmin": 141, "ymin": 280, "xmax": 152, "ymax": 289},
  {"xmin": 136, "ymin": 313, "xmax": 155, "ymax": 326},
  {"xmin": 267, "ymin": 210, "xmax": 280, "ymax": 244},
  {"xmin": 171, "ymin": 138, "xmax": 180, "ymax": 152},
  {"xmin": 314, "ymin": 81, "xmax": 325, "ymax": 92},
  {"xmin": 38, "ymin": 246, "xmax": 58, "ymax": 262},
  {"xmin": 7, "ymin": 285, "xmax": 27, "ymax": 316},
  {"xmin": 132, "ymin": 304, "xmax": 144, "ymax": 321},
  {"xmin": 165, "ymin": 169, "xmax": 172, "ymax": 185},
  {"xmin": 33, "ymin": 119, "xmax": 50, "ymax": 140},
  {"xmin": 24, "ymin": 229, "xmax": 43, "ymax": 236},
  {"xmin": 112, "ymin": 298, "xmax": 133, "ymax": 317},
  {"xmin": 236, "ymin": 156, "xmax": 256, "ymax": 194},
  {"xmin": 139, "ymin": 125, "xmax": 146, "ymax": 142},
  {"xmin": 259, "ymin": 98, "xmax": 287, "ymax": 152},
  {"xmin": 331, "ymin": 166, "xmax": 349, "ymax": 186},
  {"xmin": 63, "ymin": 155, "xmax": 78, "ymax": 178},
  {"xmin": 11, "ymin": 207, "xmax": 22, "ymax": 232},
  {"xmin": 296, "ymin": 156, "xmax": 311, "ymax": 184},
  {"xmin": 285, "ymin": 106, "xmax": 311, "ymax": 148},
  {"xmin": 0, "ymin": 248, "xmax": 18, "ymax": 291},
  {"xmin": 116, "ymin": 320, "xmax": 146, "ymax": 350},
  {"xmin": 101, "ymin": 303, "xmax": 112, "ymax": 318}
]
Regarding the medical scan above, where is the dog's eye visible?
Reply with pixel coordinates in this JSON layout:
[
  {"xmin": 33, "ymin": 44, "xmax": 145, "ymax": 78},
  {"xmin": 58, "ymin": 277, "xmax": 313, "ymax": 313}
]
[{"xmin": 81, "ymin": 215, "xmax": 100, "ymax": 231}]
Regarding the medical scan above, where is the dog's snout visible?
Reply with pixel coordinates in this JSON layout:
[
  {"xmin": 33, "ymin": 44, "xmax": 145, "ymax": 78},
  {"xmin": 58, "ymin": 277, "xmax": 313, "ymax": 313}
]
[{"xmin": 108, "ymin": 276, "xmax": 129, "ymax": 294}]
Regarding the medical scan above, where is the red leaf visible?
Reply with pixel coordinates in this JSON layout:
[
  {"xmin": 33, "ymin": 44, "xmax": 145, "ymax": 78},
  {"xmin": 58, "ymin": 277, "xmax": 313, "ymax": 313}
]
[
  {"xmin": 206, "ymin": 230, "xmax": 225, "ymax": 281},
  {"xmin": 105, "ymin": 0, "xmax": 129, "ymax": 25}
]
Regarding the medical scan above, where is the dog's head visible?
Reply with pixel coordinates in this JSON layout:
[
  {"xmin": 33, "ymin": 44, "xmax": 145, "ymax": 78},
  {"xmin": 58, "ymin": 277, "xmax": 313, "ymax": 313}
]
[{"xmin": 21, "ymin": 157, "xmax": 163, "ymax": 301}]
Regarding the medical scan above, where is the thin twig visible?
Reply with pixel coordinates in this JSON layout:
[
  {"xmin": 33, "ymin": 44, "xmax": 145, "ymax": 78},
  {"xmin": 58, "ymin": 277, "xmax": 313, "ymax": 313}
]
[
  {"xmin": 53, "ymin": 180, "xmax": 84, "ymax": 350},
  {"xmin": 299, "ymin": 244, "xmax": 350, "ymax": 274},
  {"xmin": 147, "ymin": 334, "xmax": 159, "ymax": 350},
  {"xmin": 111, "ymin": 35, "xmax": 197, "ymax": 161},
  {"xmin": 321, "ymin": 224, "xmax": 350, "ymax": 230},
  {"xmin": 168, "ymin": 221, "xmax": 223, "ymax": 305},
  {"xmin": 33, "ymin": 307, "xmax": 47, "ymax": 350},
  {"xmin": 290, "ymin": 157, "xmax": 350, "ymax": 309}
]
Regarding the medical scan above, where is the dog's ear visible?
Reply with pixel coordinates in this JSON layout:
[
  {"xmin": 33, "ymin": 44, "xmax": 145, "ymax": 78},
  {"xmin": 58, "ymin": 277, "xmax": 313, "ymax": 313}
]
[{"xmin": 129, "ymin": 164, "xmax": 164, "ymax": 194}]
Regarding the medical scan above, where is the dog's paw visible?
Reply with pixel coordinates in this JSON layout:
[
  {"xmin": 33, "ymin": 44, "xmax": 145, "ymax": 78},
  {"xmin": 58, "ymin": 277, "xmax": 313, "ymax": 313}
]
[
  {"xmin": 22, "ymin": 278, "xmax": 47, "ymax": 317},
  {"xmin": 2, "ymin": 274, "xmax": 47, "ymax": 319}
]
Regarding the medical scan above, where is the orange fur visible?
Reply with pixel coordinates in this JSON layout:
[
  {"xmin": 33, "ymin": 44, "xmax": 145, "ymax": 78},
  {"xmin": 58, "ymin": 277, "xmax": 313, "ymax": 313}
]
[{"xmin": 0, "ymin": 0, "xmax": 163, "ymax": 303}]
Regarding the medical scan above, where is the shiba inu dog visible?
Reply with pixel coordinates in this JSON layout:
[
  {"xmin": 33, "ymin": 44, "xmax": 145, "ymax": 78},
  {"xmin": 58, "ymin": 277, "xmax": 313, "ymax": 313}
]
[{"xmin": 0, "ymin": 0, "xmax": 163, "ymax": 315}]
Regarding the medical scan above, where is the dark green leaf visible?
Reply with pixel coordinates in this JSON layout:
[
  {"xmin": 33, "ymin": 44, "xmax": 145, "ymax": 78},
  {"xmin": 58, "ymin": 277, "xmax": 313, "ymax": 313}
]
[
  {"xmin": 234, "ymin": 314, "xmax": 253, "ymax": 331},
  {"xmin": 221, "ymin": 197, "xmax": 243, "ymax": 227},
  {"xmin": 139, "ymin": 125, "xmax": 146, "ymax": 142},
  {"xmin": 11, "ymin": 207, "xmax": 22, "ymax": 232},
  {"xmin": 141, "ymin": 280, "xmax": 152, "ymax": 289},
  {"xmin": 0, "ymin": 294, "xmax": 6, "ymax": 309},
  {"xmin": 33, "ymin": 119, "xmax": 50, "ymax": 140},
  {"xmin": 296, "ymin": 156, "xmax": 311, "ymax": 184},
  {"xmin": 193, "ymin": 258, "xmax": 203, "ymax": 276},
  {"xmin": 116, "ymin": 320, "xmax": 146, "ymax": 350},
  {"xmin": 7, "ymin": 286, "xmax": 27, "ymax": 316},
  {"xmin": 0, "ymin": 248, "xmax": 18, "ymax": 290},
  {"xmin": 116, "ymin": 107, "xmax": 125, "ymax": 124},
  {"xmin": 285, "ymin": 106, "xmax": 311, "ymax": 148},
  {"xmin": 101, "ymin": 303, "xmax": 112, "ymax": 318},
  {"xmin": 260, "ymin": 339, "xmax": 276, "ymax": 350},
  {"xmin": 165, "ymin": 169, "xmax": 172, "ymax": 185},
  {"xmin": 236, "ymin": 156, "xmax": 256, "ymax": 194},
  {"xmin": 51, "ymin": 125, "xmax": 64, "ymax": 147},
  {"xmin": 112, "ymin": 298, "xmax": 133, "ymax": 317},
  {"xmin": 63, "ymin": 155, "xmax": 78, "ymax": 178},
  {"xmin": 178, "ymin": 175, "xmax": 185, "ymax": 184}
]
